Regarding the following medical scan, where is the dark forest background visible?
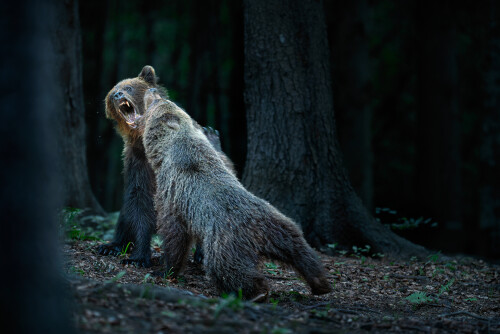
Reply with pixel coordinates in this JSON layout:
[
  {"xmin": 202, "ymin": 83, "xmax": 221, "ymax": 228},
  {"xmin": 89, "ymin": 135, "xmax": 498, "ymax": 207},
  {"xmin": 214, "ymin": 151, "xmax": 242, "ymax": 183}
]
[{"xmin": 79, "ymin": 0, "xmax": 500, "ymax": 260}]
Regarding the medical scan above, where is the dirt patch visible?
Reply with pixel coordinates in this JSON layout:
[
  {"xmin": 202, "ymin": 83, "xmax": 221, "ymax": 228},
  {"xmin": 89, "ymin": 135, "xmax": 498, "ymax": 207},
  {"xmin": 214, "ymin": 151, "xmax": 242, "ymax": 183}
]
[{"xmin": 64, "ymin": 240, "xmax": 500, "ymax": 333}]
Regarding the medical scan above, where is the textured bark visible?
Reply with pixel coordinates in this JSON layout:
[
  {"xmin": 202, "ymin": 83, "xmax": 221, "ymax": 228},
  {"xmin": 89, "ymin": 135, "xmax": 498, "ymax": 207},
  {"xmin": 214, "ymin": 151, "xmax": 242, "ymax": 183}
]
[
  {"xmin": 416, "ymin": 1, "xmax": 462, "ymax": 230},
  {"xmin": 327, "ymin": 0, "xmax": 374, "ymax": 210},
  {"xmin": 52, "ymin": 0, "xmax": 105, "ymax": 215},
  {"xmin": 479, "ymin": 0, "xmax": 500, "ymax": 256},
  {"xmin": 0, "ymin": 1, "xmax": 74, "ymax": 333},
  {"xmin": 243, "ymin": 0, "xmax": 427, "ymax": 257}
]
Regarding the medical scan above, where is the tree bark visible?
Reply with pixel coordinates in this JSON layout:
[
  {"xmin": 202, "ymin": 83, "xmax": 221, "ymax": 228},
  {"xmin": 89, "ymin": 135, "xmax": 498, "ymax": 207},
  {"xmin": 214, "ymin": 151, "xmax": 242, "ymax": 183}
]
[
  {"xmin": 0, "ymin": 1, "xmax": 74, "ymax": 332},
  {"xmin": 416, "ymin": 1, "xmax": 462, "ymax": 231},
  {"xmin": 52, "ymin": 0, "xmax": 105, "ymax": 215},
  {"xmin": 243, "ymin": 0, "xmax": 427, "ymax": 257},
  {"xmin": 479, "ymin": 0, "xmax": 500, "ymax": 257}
]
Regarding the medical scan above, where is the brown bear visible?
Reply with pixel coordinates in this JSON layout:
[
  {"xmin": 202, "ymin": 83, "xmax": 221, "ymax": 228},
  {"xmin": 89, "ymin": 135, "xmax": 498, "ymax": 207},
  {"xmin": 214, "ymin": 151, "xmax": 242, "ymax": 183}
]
[
  {"xmin": 98, "ymin": 66, "xmax": 233, "ymax": 266},
  {"xmin": 142, "ymin": 88, "xmax": 332, "ymax": 299}
]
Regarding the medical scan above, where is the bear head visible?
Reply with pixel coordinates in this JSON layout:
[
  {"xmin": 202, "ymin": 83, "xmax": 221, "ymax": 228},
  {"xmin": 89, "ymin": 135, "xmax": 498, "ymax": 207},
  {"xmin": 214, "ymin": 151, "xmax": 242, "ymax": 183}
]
[{"xmin": 105, "ymin": 65, "xmax": 167, "ymax": 140}]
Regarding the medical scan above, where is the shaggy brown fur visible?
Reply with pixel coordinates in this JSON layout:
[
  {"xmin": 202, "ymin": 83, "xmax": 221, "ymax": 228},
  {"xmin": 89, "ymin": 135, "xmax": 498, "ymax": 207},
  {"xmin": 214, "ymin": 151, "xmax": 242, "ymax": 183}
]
[
  {"xmin": 142, "ymin": 89, "xmax": 332, "ymax": 299},
  {"xmin": 99, "ymin": 66, "xmax": 233, "ymax": 266},
  {"xmin": 98, "ymin": 66, "xmax": 161, "ymax": 267}
]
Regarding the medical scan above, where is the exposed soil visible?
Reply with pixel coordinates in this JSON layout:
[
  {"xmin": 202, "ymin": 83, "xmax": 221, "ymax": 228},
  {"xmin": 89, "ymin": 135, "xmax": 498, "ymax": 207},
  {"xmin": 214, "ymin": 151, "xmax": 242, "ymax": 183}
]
[{"xmin": 64, "ymin": 240, "xmax": 499, "ymax": 333}]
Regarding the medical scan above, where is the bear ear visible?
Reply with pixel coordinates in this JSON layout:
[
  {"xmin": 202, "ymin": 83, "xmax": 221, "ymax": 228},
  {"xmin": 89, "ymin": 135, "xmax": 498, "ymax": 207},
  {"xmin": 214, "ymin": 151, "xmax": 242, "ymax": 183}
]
[
  {"xmin": 159, "ymin": 113, "xmax": 180, "ymax": 130},
  {"xmin": 138, "ymin": 65, "xmax": 157, "ymax": 85}
]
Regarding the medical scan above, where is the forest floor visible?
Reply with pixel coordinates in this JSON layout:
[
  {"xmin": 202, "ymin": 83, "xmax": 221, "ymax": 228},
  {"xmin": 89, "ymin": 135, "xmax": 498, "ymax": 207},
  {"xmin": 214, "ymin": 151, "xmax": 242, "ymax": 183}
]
[{"xmin": 63, "ymin": 234, "xmax": 500, "ymax": 333}]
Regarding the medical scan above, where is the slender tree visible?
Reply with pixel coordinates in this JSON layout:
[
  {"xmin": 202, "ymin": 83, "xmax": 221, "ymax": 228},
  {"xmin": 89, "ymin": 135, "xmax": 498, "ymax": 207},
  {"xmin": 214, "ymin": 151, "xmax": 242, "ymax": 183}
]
[
  {"xmin": 0, "ymin": 0, "xmax": 74, "ymax": 332},
  {"xmin": 242, "ymin": 0, "xmax": 427, "ymax": 257},
  {"xmin": 52, "ymin": 0, "xmax": 105, "ymax": 215}
]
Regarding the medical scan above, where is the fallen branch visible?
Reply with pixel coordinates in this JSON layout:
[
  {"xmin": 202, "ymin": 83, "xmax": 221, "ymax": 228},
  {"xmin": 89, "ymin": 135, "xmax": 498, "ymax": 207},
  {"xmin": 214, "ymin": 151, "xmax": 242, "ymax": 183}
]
[{"xmin": 440, "ymin": 311, "xmax": 489, "ymax": 322}]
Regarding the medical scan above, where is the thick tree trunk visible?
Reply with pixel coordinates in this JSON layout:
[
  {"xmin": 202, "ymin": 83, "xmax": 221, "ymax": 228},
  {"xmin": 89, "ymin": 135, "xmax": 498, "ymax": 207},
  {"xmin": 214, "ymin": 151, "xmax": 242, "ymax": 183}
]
[
  {"xmin": 327, "ymin": 0, "xmax": 374, "ymax": 210},
  {"xmin": 479, "ymin": 0, "xmax": 500, "ymax": 257},
  {"xmin": 52, "ymin": 0, "xmax": 105, "ymax": 215},
  {"xmin": 0, "ymin": 1, "xmax": 74, "ymax": 333},
  {"xmin": 416, "ymin": 1, "xmax": 462, "ymax": 232},
  {"xmin": 243, "ymin": 0, "xmax": 427, "ymax": 257}
]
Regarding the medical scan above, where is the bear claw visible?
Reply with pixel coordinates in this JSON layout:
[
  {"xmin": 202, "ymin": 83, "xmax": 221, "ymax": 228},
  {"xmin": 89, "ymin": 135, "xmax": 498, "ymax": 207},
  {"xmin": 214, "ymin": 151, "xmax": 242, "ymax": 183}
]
[{"xmin": 98, "ymin": 243, "xmax": 122, "ymax": 257}]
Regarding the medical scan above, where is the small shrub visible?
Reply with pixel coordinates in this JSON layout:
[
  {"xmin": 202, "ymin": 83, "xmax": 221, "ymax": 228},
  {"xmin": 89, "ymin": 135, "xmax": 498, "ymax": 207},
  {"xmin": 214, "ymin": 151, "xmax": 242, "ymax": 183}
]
[{"xmin": 405, "ymin": 292, "xmax": 433, "ymax": 305}]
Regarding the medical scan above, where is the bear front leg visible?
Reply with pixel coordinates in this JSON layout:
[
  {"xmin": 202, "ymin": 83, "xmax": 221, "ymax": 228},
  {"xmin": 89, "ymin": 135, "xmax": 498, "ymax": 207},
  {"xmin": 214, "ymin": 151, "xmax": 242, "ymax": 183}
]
[
  {"xmin": 98, "ymin": 212, "xmax": 134, "ymax": 256},
  {"xmin": 99, "ymin": 144, "xmax": 156, "ymax": 268},
  {"xmin": 156, "ymin": 214, "xmax": 191, "ymax": 278}
]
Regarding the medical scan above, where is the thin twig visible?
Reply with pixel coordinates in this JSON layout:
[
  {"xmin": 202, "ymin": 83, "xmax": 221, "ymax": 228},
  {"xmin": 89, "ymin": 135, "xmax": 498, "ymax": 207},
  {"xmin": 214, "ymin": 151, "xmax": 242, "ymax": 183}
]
[
  {"xmin": 390, "ymin": 274, "xmax": 429, "ymax": 281},
  {"xmin": 303, "ymin": 301, "xmax": 332, "ymax": 310},
  {"xmin": 440, "ymin": 311, "xmax": 489, "ymax": 322}
]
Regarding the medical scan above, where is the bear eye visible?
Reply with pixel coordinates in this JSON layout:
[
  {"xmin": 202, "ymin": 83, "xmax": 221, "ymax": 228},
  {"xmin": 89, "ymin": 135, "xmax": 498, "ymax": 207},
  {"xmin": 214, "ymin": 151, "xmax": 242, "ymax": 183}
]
[{"xmin": 123, "ymin": 86, "xmax": 133, "ymax": 93}]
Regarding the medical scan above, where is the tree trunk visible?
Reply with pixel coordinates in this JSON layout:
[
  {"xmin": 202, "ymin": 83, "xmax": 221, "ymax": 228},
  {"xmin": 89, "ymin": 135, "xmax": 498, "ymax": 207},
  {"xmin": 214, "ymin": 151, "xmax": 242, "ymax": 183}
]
[
  {"xmin": 479, "ymin": 0, "xmax": 500, "ymax": 257},
  {"xmin": 0, "ymin": 1, "xmax": 74, "ymax": 332},
  {"xmin": 416, "ymin": 1, "xmax": 462, "ymax": 232},
  {"xmin": 52, "ymin": 0, "xmax": 105, "ymax": 215},
  {"xmin": 327, "ymin": 0, "xmax": 374, "ymax": 210},
  {"xmin": 242, "ymin": 0, "xmax": 427, "ymax": 257}
]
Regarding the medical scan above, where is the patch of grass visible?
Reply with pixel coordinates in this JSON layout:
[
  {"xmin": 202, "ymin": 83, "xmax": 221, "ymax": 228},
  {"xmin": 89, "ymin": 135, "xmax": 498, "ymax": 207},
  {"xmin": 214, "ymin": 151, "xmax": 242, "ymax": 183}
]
[
  {"xmin": 60, "ymin": 207, "xmax": 110, "ymax": 241},
  {"xmin": 161, "ymin": 267, "xmax": 176, "ymax": 285},
  {"xmin": 265, "ymin": 262, "xmax": 281, "ymax": 275},
  {"xmin": 69, "ymin": 266, "xmax": 85, "ymax": 276},
  {"xmin": 352, "ymin": 245, "xmax": 371, "ymax": 255},
  {"xmin": 214, "ymin": 289, "xmax": 244, "ymax": 319},
  {"xmin": 269, "ymin": 298, "xmax": 279, "ymax": 309},
  {"xmin": 106, "ymin": 270, "xmax": 126, "ymax": 284},
  {"xmin": 310, "ymin": 305, "xmax": 331, "ymax": 319},
  {"xmin": 427, "ymin": 251, "xmax": 441, "ymax": 263},
  {"xmin": 120, "ymin": 242, "xmax": 134, "ymax": 256},
  {"xmin": 375, "ymin": 207, "xmax": 438, "ymax": 231},
  {"xmin": 445, "ymin": 262, "xmax": 457, "ymax": 272},
  {"xmin": 436, "ymin": 279, "xmax": 454, "ymax": 299},
  {"xmin": 405, "ymin": 279, "xmax": 455, "ymax": 306},
  {"xmin": 62, "ymin": 207, "xmax": 98, "ymax": 241}
]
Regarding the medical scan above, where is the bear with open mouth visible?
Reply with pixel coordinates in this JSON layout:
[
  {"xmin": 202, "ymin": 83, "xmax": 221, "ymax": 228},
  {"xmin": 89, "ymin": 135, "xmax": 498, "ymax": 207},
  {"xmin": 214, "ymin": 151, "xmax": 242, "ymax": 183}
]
[{"xmin": 98, "ymin": 66, "xmax": 234, "ymax": 267}]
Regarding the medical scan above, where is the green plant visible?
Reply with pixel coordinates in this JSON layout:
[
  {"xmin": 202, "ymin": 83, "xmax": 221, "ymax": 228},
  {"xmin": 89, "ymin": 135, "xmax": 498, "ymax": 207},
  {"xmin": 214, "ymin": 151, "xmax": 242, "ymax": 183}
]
[
  {"xmin": 271, "ymin": 328, "xmax": 292, "ymax": 334},
  {"xmin": 214, "ymin": 289, "xmax": 244, "ymax": 319},
  {"xmin": 143, "ymin": 273, "xmax": 152, "ymax": 284},
  {"xmin": 375, "ymin": 207, "xmax": 438, "ymax": 230},
  {"xmin": 270, "ymin": 298, "xmax": 279, "ymax": 309},
  {"xmin": 310, "ymin": 306, "xmax": 331, "ymax": 319},
  {"xmin": 405, "ymin": 278, "xmax": 454, "ymax": 306},
  {"xmin": 265, "ymin": 262, "xmax": 281, "ymax": 275},
  {"xmin": 427, "ymin": 251, "xmax": 441, "ymax": 263},
  {"xmin": 405, "ymin": 292, "xmax": 433, "ymax": 305},
  {"xmin": 106, "ymin": 271, "xmax": 126, "ymax": 284},
  {"xmin": 445, "ymin": 262, "xmax": 457, "ymax": 271},
  {"xmin": 69, "ymin": 266, "xmax": 85, "ymax": 276},
  {"xmin": 352, "ymin": 245, "xmax": 371, "ymax": 255},
  {"xmin": 120, "ymin": 242, "xmax": 134, "ymax": 256},
  {"xmin": 436, "ymin": 279, "xmax": 454, "ymax": 299},
  {"xmin": 60, "ymin": 207, "xmax": 104, "ymax": 241},
  {"xmin": 160, "ymin": 267, "xmax": 177, "ymax": 286},
  {"xmin": 62, "ymin": 207, "xmax": 81, "ymax": 225}
]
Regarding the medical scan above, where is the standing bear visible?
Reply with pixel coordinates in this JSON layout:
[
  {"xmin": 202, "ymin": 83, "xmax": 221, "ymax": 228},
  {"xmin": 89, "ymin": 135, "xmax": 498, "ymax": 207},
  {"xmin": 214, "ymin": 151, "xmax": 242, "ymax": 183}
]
[
  {"xmin": 142, "ymin": 88, "xmax": 332, "ymax": 299},
  {"xmin": 98, "ymin": 66, "xmax": 233, "ymax": 266}
]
